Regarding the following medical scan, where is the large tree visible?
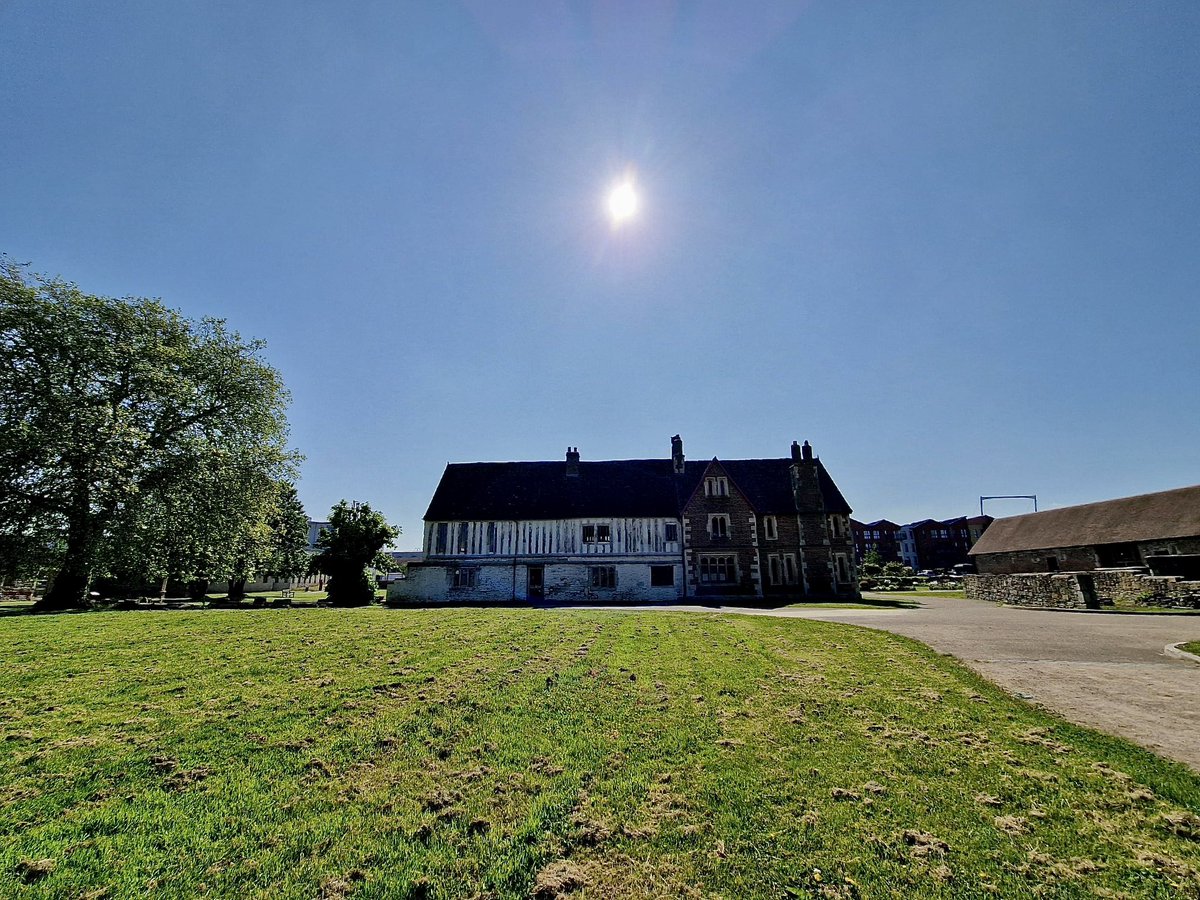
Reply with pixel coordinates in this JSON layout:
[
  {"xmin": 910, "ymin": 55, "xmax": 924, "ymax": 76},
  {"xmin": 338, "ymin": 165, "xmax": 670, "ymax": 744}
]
[
  {"xmin": 262, "ymin": 482, "xmax": 312, "ymax": 581},
  {"xmin": 0, "ymin": 259, "xmax": 296, "ymax": 609},
  {"xmin": 311, "ymin": 501, "xmax": 399, "ymax": 607}
]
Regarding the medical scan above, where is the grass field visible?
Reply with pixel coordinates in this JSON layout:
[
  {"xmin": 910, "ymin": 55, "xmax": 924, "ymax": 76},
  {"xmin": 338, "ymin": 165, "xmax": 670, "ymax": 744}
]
[
  {"xmin": 2, "ymin": 610, "xmax": 1199, "ymax": 899},
  {"xmin": 1182, "ymin": 641, "xmax": 1200, "ymax": 657},
  {"xmin": 888, "ymin": 589, "xmax": 968, "ymax": 600}
]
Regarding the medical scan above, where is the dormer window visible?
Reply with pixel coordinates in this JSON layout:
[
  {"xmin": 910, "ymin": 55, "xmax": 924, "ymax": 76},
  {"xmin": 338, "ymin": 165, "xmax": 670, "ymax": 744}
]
[{"xmin": 704, "ymin": 476, "xmax": 729, "ymax": 497}]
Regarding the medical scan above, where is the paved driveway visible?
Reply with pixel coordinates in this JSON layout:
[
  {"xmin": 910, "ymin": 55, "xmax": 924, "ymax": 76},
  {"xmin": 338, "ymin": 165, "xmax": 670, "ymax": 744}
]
[{"xmin": 570, "ymin": 596, "xmax": 1200, "ymax": 771}]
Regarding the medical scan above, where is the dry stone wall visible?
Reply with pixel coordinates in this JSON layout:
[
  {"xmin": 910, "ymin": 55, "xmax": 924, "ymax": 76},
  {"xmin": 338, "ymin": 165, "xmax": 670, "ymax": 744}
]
[
  {"xmin": 966, "ymin": 570, "xmax": 1200, "ymax": 609},
  {"xmin": 965, "ymin": 573, "xmax": 1090, "ymax": 608}
]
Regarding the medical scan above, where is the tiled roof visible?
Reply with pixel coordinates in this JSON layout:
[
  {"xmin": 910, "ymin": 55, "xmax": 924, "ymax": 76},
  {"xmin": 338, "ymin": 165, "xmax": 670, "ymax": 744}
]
[
  {"xmin": 424, "ymin": 457, "xmax": 851, "ymax": 521},
  {"xmin": 969, "ymin": 484, "xmax": 1200, "ymax": 555}
]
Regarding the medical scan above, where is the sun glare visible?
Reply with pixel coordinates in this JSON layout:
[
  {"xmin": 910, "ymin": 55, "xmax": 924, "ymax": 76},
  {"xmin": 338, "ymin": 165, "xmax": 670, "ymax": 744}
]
[{"xmin": 607, "ymin": 178, "xmax": 640, "ymax": 225}]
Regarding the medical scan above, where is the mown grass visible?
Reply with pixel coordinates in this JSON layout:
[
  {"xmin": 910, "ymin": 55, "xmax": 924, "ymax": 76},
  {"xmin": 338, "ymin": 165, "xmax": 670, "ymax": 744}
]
[
  {"xmin": 1182, "ymin": 641, "xmax": 1200, "ymax": 657},
  {"xmin": 888, "ymin": 589, "xmax": 968, "ymax": 600},
  {"xmin": 1, "ymin": 610, "xmax": 1198, "ymax": 899}
]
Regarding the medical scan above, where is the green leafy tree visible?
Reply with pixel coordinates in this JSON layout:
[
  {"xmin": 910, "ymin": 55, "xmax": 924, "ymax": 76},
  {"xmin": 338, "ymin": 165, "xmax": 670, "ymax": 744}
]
[
  {"xmin": 861, "ymin": 549, "xmax": 884, "ymax": 577},
  {"xmin": 0, "ymin": 259, "xmax": 296, "ymax": 609},
  {"xmin": 260, "ymin": 482, "xmax": 311, "ymax": 583},
  {"xmin": 312, "ymin": 501, "xmax": 399, "ymax": 607}
]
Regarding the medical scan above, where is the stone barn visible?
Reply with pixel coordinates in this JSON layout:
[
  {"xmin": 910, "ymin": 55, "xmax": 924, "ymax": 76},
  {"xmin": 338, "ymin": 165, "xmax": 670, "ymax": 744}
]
[{"xmin": 968, "ymin": 484, "xmax": 1200, "ymax": 577}]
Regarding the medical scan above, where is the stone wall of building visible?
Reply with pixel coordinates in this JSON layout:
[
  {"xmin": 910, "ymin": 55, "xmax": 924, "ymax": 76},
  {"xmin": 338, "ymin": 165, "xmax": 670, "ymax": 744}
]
[
  {"xmin": 966, "ymin": 571, "xmax": 1200, "ymax": 609},
  {"xmin": 976, "ymin": 538, "xmax": 1200, "ymax": 576},
  {"xmin": 390, "ymin": 560, "xmax": 684, "ymax": 604},
  {"xmin": 973, "ymin": 546, "xmax": 1099, "ymax": 574}
]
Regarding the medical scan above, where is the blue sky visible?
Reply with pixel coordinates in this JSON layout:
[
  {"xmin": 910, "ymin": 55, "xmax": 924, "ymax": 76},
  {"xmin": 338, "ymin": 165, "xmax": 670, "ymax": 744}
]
[{"xmin": 3, "ymin": 1, "xmax": 1197, "ymax": 548}]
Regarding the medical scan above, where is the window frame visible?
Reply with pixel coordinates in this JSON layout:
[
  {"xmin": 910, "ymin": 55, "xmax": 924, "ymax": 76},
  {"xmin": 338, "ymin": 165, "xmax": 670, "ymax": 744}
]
[
  {"xmin": 451, "ymin": 567, "xmax": 477, "ymax": 589},
  {"xmin": 834, "ymin": 553, "xmax": 851, "ymax": 583},
  {"xmin": 768, "ymin": 554, "xmax": 782, "ymax": 586},
  {"xmin": 763, "ymin": 515, "xmax": 778, "ymax": 540},
  {"xmin": 783, "ymin": 554, "xmax": 798, "ymax": 585},
  {"xmin": 704, "ymin": 476, "xmax": 729, "ymax": 497},
  {"xmin": 698, "ymin": 554, "xmax": 736, "ymax": 585},
  {"xmin": 708, "ymin": 514, "xmax": 730, "ymax": 538},
  {"xmin": 582, "ymin": 523, "xmax": 612, "ymax": 545},
  {"xmin": 589, "ymin": 565, "xmax": 617, "ymax": 589}
]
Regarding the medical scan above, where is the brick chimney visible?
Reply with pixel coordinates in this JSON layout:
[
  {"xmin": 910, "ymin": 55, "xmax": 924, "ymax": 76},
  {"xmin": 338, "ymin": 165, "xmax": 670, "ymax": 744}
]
[
  {"xmin": 791, "ymin": 439, "xmax": 814, "ymax": 461},
  {"xmin": 565, "ymin": 446, "xmax": 580, "ymax": 477},
  {"xmin": 671, "ymin": 434, "xmax": 685, "ymax": 473},
  {"xmin": 791, "ymin": 438, "xmax": 833, "ymax": 594}
]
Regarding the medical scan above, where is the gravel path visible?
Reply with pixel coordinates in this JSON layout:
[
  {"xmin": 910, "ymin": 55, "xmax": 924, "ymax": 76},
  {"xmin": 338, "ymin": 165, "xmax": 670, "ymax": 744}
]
[{"xmin": 563, "ymin": 595, "xmax": 1200, "ymax": 771}]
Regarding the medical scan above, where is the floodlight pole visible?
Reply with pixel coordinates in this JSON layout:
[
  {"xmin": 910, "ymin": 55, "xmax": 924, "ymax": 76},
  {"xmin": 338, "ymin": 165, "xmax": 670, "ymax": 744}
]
[{"xmin": 980, "ymin": 494, "xmax": 1038, "ymax": 516}]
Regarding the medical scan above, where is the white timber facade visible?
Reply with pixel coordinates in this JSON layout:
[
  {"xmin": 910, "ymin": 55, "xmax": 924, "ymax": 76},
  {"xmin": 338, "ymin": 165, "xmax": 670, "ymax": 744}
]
[{"xmin": 392, "ymin": 516, "xmax": 683, "ymax": 603}]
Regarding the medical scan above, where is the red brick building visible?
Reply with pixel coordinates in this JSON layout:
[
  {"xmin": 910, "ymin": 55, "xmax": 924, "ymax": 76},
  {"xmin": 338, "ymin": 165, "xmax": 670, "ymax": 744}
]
[{"xmin": 851, "ymin": 519, "xmax": 902, "ymax": 564}]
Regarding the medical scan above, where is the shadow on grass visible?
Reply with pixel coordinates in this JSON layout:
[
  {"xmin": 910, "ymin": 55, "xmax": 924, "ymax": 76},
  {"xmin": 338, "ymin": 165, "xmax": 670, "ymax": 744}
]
[{"xmin": 382, "ymin": 595, "xmax": 920, "ymax": 612}]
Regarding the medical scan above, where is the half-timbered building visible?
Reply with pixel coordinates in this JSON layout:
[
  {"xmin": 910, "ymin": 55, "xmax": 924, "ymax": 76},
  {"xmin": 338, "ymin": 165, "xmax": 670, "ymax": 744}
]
[{"xmin": 393, "ymin": 437, "xmax": 858, "ymax": 603}]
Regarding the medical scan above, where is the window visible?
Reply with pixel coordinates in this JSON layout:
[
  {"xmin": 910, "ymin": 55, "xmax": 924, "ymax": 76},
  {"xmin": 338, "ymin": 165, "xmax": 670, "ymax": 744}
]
[
  {"xmin": 699, "ymin": 555, "xmax": 736, "ymax": 584},
  {"xmin": 783, "ymin": 554, "xmax": 799, "ymax": 585},
  {"xmin": 590, "ymin": 566, "xmax": 616, "ymax": 588},
  {"xmin": 582, "ymin": 523, "xmax": 612, "ymax": 544},
  {"xmin": 708, "ymin": 515, "xmax": 730, "ymax": 538},
  {"xmin": 451, "ymin": 567, "xmax": 477, "ymax": 588},
  {"xmin": 486, "ymin": 522, "xmax": 497, "ymax": 553},
  {"xmin": 650, "ymin": 565, "xmax": 674, "ymax": 587},
  {"xmin": 704, "ymin": 476, "xmax": 729, "ymax": 497},
  {"xmin": 1046, "ymin": 556, "xmax": 1059, "ymax": 572},
  {"xmin": 768, "ymin": 555, "xmax": 782, "ymax": 585},
  {"xmin": 664, "ymin": 522, "xmax": 679, "ymax": 543},
  {"xmin": 435, "ymin": 522, "xmax": 448, "ymax": 555},
  {"xmin": 457, "ymin": 522, "xmax": 469, "ymax": 554},
  {"xmin": 834, "ymin": 554, "xmax": 850, "ymax": 583},
  {"xmin": 763, "ymin": 516, "xmax": 778, "ymax": 540}
]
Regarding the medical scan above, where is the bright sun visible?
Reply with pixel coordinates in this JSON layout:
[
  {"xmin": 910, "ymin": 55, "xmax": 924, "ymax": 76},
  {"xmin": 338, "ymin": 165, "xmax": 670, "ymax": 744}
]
[{"xmin": 607, "ymin": 179, "xmax": 640, "ymax": 225}]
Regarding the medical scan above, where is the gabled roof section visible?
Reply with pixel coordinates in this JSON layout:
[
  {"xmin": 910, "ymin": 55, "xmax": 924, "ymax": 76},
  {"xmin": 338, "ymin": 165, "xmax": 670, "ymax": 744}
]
[
  {"xmin": 424, "ymin": 455, "xmax": 853, "ymax": 520},
  {"xmin": 969, "ymin": 484, "xmax": 1200, "ymax": 556},
  {"xmin": 715, "ymin": 458, "xmax": 851, "ymax": 515}
]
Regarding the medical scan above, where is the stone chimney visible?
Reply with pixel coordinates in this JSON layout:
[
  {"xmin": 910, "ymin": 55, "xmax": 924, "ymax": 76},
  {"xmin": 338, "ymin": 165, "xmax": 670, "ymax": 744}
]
[
  {"xmin": 791, "ymin": 439, "xmax": 814, "ymax": 461},
  {"xmin": 671, "ymin": 434, "xmax": 685, "ymax": 474},
  {"xmin": 565, "ymin": 446, "xmax": 580, "ymax": 477}
]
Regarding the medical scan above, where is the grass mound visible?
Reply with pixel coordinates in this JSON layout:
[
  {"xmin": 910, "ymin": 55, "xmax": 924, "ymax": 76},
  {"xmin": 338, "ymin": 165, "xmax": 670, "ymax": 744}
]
[{"xmin": 1, "ymin": 609, "xmax": 1198, "ymax": 898}]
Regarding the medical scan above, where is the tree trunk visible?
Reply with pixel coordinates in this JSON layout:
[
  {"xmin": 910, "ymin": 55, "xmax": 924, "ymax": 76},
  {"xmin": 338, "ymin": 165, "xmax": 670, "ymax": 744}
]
[
  {"xmin": 229, "ymin": 578, "xmax": 247, "ymax": 601},
  {"xmin": 38, "ymin": 528, "xmax": 94, "ymax": 611},
  {"xmin": 38, "ymin": 483, "xmax": 95, "ymax": 611},
  {"xmin": 188, "ymin": 578, "xmax": 209, "ymax": 603},
  {"xmin": 38, "ymin": 570, "xmax": 90, "ymax": 611}
]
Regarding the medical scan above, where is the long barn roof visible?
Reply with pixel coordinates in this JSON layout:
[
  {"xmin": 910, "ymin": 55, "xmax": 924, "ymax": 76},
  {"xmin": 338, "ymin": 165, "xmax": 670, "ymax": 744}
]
[
  {"xmin": 424, "ymin": 457, "xmax": 851, "ymax": 521},
  {"xmin": 969, "ymin": 484, "xmax": 1200, "ymax": 555}
]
